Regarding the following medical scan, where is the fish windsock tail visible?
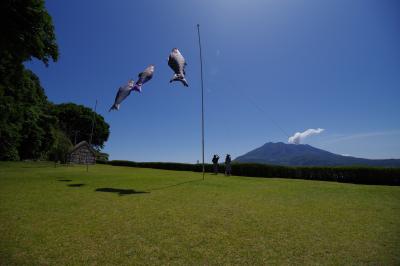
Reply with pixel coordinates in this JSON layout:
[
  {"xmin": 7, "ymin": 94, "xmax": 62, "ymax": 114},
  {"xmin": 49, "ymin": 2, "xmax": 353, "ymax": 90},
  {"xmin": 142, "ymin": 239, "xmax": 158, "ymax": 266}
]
[
  {"xmin": 180, "ymin": 78, "xmax": 189, "ymax": 87},
  {"xmin": 132, "ymin": 84, "xmax": 142, "ymax": 93},
  {"xmin": 170, "ymin": 74, "xmax": 178, "ymax": 83},
  {"xmin": 109, "ymin": 104, "xmax": 120, "ymax": 112},
  {"xmin": 170, "ymin": 74, "xmax": 189, "ymax": 87}
]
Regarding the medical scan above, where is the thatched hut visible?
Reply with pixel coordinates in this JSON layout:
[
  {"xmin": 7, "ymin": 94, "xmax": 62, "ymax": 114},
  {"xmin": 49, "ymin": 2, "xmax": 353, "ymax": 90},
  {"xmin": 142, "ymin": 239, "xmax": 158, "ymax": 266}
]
[{"xmin": 68, "ymin": 141, "xmax": 96, "ymax": 164}]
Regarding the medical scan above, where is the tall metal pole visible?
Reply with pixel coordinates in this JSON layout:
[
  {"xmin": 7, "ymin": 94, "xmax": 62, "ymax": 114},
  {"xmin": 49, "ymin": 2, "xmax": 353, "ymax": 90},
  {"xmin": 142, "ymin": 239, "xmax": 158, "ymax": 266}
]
[
  {"xmin": 89, "ymin": 99, "xmax": 98, "ymax": 146},
  {"xmin": 87, "ymin": 99, "xmax": 98, "ymax": 172},
  {"xmin": 197, "ymin": 24, "xmax": 205, "ymax": 180}
]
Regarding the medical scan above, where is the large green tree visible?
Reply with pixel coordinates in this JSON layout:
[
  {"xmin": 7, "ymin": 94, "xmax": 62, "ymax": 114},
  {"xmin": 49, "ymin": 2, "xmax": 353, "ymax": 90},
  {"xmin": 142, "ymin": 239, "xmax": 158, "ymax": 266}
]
[
  {"xmin": 0, "ymin": 0, "xmax": 58, "ymax": 160},
  {"xmin": 0, "ymin": 0, "xmax": 110, "ymax": 161},
  {"xmin": 53, "ymin": 103, "xmax": 110, "ymax": 150},
  {"xmin": 0, "ymin": 0, "xmax": 58, "ymax": 68},
  {"xmin": 0, "ymin": 69, "xmax": 57, "ymax": 160}
]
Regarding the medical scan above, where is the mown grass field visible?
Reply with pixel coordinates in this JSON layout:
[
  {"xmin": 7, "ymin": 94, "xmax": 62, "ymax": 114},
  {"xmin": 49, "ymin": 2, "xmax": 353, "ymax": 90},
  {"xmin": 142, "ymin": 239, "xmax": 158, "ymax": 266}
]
[{"xmin": 0, "ymin": 162, "xmax": 399, "ymax": 265}]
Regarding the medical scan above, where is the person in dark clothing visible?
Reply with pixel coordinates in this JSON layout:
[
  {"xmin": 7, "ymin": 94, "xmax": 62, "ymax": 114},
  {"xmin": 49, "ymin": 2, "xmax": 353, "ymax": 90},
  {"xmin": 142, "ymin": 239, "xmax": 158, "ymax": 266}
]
[
  {"xmin": 212, "ymin": 154, "xmax": 220, "ymax": 174},
  {"xmin": 225, "ymin": 154, "xmax": 232, "ymax": 176}
]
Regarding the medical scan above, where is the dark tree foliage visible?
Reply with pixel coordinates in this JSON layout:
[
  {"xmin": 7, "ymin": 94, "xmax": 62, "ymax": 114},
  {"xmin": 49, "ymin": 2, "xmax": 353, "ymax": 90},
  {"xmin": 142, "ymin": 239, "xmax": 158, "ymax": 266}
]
[
  {"xmin": 0, "ymin": 68, "xmax": 110, "ymax": 160},
  {"xmin": 0, "ymin": 0, "xmax": 59, "ymax": 160},
  {"xmin": 0, "ymin": 69, "xmax": 58, "ymax": 160},
  {"xmin": 0, "ymin": 0, "xmax": 58, "ymax": 68},
  {"xmin": 0, "ymin": 0, "xmax": 110, "ymax": 161},
  {"xmin": 53, "ymin": 103, "xmax": 110, "ymax": 150},
  {"xmin": 17, "ymin": 71, "xmax": 58, "ymax": 159},
  {"xmin": 47, "ymin": 129, "xmax": 72, "ymax": 163}
]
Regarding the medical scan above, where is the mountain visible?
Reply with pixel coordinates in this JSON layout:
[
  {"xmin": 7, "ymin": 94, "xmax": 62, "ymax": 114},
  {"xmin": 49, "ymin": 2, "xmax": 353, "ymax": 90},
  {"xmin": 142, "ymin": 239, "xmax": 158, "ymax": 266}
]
[{"xmin": 234, "ymin": 142, "xmax": 400, "ymax": 167}]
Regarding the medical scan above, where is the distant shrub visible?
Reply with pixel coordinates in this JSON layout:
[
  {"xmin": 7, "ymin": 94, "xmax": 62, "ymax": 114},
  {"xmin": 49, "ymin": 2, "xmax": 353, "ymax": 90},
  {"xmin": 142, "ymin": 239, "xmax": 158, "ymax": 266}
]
[
  {"xmin": 104, "ymin": 160, "xmax": 400, "ymax": 186},
  {"xmin": 96, "ymin": 152, "xmax": 109, "ymax": 161},
  {"xmin": 47, "ymin": 129, "xmax": 72, "ymax": 164}
]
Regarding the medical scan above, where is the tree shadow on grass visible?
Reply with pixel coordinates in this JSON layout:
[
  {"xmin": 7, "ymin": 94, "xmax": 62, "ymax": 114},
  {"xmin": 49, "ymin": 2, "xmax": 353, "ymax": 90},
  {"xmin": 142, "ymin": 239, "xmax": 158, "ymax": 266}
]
[
  {"xmin": 95, "ymin": 188, "xmax": 149, "ymax": 196},
  {"xmin": 68, "ymin": 183, "xmax": 85, "ymax": 187}
]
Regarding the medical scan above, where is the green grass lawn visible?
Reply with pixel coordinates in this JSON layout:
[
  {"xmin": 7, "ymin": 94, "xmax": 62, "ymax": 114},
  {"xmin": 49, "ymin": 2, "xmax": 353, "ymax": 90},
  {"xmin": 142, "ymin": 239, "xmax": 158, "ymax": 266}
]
[{"xmin": 0, "ymin": 162, "xmax": 399, "ymax": 265}]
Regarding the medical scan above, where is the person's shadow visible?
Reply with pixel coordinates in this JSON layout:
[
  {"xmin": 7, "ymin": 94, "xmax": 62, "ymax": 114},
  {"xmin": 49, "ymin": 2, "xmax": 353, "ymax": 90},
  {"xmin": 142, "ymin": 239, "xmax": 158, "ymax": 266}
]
[{"xmin": 68, "ymin": 183, "xmax": 85, "ymax": 187}]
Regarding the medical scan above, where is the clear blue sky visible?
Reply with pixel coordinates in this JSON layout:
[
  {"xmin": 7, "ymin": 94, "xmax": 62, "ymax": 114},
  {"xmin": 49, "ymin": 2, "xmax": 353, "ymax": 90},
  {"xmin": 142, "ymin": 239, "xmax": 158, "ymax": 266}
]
[{"xmin": 27, "ymin": 0, "xmax": 400, "ymax": 162}]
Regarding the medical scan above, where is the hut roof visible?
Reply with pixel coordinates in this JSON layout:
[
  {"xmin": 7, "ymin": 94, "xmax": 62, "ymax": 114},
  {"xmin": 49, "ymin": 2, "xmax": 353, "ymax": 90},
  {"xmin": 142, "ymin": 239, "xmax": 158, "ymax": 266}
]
[{"xmin": 69, "ymin": 141, "xmax": 96, "ymax": 155}]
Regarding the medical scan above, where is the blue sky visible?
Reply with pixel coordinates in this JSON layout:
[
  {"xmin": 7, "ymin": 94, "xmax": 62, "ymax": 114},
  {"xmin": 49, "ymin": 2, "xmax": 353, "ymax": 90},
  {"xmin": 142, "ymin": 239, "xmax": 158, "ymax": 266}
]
[{"xmin": 27, "ymin": 0, "xmax": 400, "ymax": 162}]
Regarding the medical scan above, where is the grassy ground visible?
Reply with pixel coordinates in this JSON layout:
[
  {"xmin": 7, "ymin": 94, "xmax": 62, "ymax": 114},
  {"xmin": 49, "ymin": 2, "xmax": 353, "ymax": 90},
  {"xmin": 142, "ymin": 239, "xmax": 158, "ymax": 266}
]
[{"xmin": 0, "ymin": 162, "xmax": 399, "ymax": 265}]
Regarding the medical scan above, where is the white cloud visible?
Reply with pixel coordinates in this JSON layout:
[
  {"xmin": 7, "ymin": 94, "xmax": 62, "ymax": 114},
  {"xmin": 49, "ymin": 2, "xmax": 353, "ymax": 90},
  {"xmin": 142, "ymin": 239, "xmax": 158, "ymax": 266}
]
[{"xmin": 288, "ymin": 128, "xmax": 325, "ymax": 144}]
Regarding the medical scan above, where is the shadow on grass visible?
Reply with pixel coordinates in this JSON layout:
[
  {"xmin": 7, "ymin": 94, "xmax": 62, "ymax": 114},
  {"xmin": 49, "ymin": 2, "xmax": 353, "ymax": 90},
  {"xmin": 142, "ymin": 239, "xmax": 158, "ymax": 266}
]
[
  {"xmin": 68, "ymin": 183, "xmax": 85, "ymax": 187},
  {"xmin": 58, "ymin": 179, "xmax": 72, "ymax": 182},
  {"xmin": 95, "ymin": 188, "xmax": 149, "ymax": 196},
  {"xmin": 148, "ymin": 178, "xmax": 203, "ymax": 191}
]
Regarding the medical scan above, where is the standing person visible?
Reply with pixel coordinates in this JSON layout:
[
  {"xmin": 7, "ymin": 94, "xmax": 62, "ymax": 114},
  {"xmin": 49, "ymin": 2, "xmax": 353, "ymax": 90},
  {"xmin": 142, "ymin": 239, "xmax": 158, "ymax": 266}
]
[
  {"xmin": 212, "ymin": 154, "xmax": 220, "ymax": 174},
  {"xmin": 225, "ymin": 154, "xmax": 232, "ymax": 176}
]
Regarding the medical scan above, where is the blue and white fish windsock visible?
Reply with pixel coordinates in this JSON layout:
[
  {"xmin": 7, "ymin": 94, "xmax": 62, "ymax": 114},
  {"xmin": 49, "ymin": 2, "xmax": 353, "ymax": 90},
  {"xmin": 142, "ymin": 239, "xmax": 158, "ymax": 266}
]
[
  {"xmin": 168, "ymin": 48, "xmax": 188, "ymax": 87},
  {"xmin": 132, "ymin": 65, "xmax": 155, "ymax": 92},
  {"xmin": 109, "ymin": 79, "xmax": 135, "ymax": 112}
]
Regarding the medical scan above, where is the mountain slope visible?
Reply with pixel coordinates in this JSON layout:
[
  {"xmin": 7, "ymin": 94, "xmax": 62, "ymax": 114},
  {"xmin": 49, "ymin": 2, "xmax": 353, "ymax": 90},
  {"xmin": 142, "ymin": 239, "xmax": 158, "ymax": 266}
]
[{"xmin": 234, "ymin": 142, "xmax": 400, "ymax": 167}]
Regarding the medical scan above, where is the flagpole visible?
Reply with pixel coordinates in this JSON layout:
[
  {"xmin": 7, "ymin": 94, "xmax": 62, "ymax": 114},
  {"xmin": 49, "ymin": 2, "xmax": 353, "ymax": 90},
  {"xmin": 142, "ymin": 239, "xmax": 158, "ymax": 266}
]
[
  {"xmin": 87, "ymin": 99, "xmax": 98, "ymax": 172},
  {"xmin": 89, "ymin": 99, "xmax": 98, "ymax": 145},
  {"xmin": 197, "ymin": 24, "xmax": 205, "ymax": 180}
]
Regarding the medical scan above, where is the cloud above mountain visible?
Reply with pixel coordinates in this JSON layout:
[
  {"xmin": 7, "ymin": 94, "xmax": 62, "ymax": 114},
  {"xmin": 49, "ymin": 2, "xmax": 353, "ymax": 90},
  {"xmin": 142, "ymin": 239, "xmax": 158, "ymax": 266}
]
[{"xmin": 288, "ymin": 128, "xmax": 325, "ymax": 144}]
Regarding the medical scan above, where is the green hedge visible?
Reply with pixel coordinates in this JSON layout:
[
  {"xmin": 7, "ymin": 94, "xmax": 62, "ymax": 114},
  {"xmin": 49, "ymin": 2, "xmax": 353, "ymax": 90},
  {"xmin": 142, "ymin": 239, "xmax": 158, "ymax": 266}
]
[
  {"xmin": 230, "ymin": 163, "xmax": 400, "ymax": 185},
  {"xmin": 98, "ymin": 160, "xmax": 400, "ymax": 186}
]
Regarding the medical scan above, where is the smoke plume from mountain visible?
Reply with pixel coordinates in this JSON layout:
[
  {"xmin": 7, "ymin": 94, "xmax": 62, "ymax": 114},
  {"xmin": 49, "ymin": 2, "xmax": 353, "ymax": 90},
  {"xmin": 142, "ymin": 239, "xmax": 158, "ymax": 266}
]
[{"xmin": 288, "ymin": 128, "xmax": 324, "ymax": 144}]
